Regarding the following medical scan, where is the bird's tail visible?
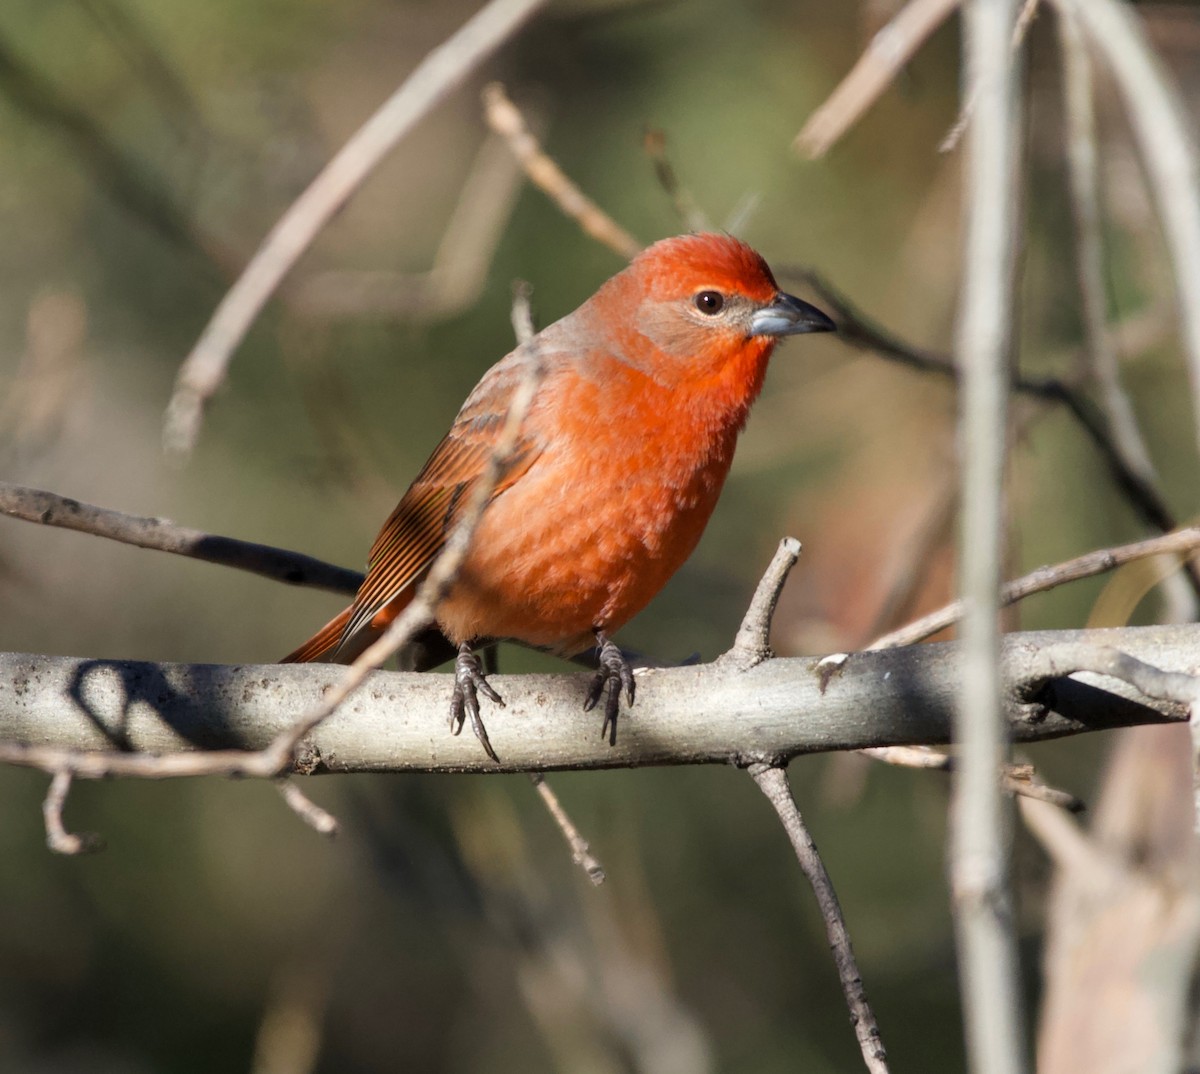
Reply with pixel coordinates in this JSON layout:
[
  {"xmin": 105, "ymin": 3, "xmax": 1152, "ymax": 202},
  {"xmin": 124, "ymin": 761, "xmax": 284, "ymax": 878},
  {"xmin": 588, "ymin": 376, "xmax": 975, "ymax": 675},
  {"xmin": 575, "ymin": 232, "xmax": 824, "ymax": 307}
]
[{"xmin": 281, "ymin": 605, "xmax": 353, "ymax": 664}]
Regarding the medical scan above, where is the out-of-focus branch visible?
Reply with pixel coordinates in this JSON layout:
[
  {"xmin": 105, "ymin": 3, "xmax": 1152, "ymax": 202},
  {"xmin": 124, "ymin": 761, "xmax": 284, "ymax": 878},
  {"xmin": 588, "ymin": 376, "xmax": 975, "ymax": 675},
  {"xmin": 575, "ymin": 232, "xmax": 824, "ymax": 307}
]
[
  {"xmin": 483, "ymin": 83, "xmax": 642, "ymax": 260},
  {"xmin": 749, "ymin": 763, "xmax": 890, "ymax": 1074},
  {"xmin": 0, "ymin": 481, "xmax": 363, "ymax": 596},
  {"xmin": 41, "ymin": 769, "xmax": 102, "ymax": 855},
  {"xmin": 164, "ymin": 0, "xmax": 549, "ymax": 459},
  {"xmin": 1052, "ymin": 0, "xmax": 1200, "ymax": 466},
  {"xmin": 1055, "ymin": 8, "xmax": 1194, "ymax": 625},
  {"xmin": 871, "ymin": 526, "xmax": 1200, "ymax": 649},
  {"xmin": 1024, "ymin": 724, "xmax": 1200, "ymax": 1073},
  {"xmin": 1058, "ymin": 10, "xmax": 1161, "ymax": 498},
  {"xmin": 952, "ymin": 3, "xmax": 1027, "ymax": 1072},
  {"xmin": 860, "ymin": 746, "xmax": 1086, "ymax": 813},
  {"xmin": 795, "ymin": 0, "xmax": 961, "ymax": 158}
]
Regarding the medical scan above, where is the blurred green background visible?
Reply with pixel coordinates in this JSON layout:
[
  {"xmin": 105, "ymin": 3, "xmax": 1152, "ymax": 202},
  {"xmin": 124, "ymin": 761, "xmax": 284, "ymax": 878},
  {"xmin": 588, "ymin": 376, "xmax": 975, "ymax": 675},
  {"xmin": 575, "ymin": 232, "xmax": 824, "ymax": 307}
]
[{"xmin": 1, "ymin": 1, "xmax": 1198, "ymax": 1070}]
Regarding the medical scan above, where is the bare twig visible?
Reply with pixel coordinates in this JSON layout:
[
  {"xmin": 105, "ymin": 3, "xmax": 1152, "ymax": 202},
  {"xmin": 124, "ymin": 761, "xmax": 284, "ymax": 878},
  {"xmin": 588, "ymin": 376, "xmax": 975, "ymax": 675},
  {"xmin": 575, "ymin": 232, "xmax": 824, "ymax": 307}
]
[
  {"xmin": 528, "ymin": 773, "xmax": 605, "ymax": 885},
  {"xmin": 163, "ymin": 0, "xmax": 548, "ymax": 458},
  {"xmin": 0, "ymin": 481, "xmax": 363, "ymax": 596},
  {"xmin": 277, "ymin": 779, "xmax": 339, "ymax": 837},
  {"xmin": 749, "ymin": 763, "xmax": 890, "ymax": 1074},
  {"xmin": 794, "ymin": 0, "xmax": 960, "ymax": 158},
  {"xmin": 952, "ymin": 2, "xmax": 1027, "ymax": 1071},
  {"xmin": 872, "ymin": 525, "xmax": 1200, "ymax": 649},
  {"xmin": 42, "ymin": 770, "xmax": 102, "ymax": 855},
  {"xmin": 482, "ymin": 83, "xmax": 642, "ymax": 260},
  {"xmin": 723, "ymin": 537, "xmax": 802, "ymax": 670},
  {"xmin": 859, "ymin": 746, "xmax": 1085, "ymax": 812},
  {"xmin": 1053, "ymin": 0, "xmax": 1200, "ymax": 465}
]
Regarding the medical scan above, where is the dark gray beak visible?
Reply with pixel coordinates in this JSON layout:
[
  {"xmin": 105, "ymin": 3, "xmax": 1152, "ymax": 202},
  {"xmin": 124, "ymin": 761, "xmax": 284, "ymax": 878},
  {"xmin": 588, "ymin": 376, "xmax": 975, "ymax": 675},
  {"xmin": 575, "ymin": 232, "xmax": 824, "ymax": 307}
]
[{"xmin": 749, "ymin": 292, "xmax": 836, "ymax": 337}]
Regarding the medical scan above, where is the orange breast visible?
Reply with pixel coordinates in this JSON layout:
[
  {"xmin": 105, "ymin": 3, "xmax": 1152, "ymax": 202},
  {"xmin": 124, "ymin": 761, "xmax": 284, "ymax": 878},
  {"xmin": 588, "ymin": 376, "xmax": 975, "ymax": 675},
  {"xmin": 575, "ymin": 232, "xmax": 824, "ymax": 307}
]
[{"xmin": 435, "ymin": 342, "xmax": 771, "ymax": 653}]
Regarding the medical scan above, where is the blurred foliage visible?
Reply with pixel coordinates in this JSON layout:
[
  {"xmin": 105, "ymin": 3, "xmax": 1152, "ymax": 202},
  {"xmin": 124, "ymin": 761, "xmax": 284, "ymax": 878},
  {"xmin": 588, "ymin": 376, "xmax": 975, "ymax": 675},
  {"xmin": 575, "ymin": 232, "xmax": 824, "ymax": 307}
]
[{"xmin": 0, "ymin": 1, "xmax": 1199, "ymax": 1071}]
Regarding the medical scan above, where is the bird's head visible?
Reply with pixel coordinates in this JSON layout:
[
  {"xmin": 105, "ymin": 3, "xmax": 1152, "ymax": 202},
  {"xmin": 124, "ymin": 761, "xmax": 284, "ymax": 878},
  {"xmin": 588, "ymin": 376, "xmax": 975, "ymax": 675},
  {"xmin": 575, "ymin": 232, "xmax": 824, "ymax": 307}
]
[{"xmin": 593, "ymin": 233, "xmax": 835, "ymax": 387}]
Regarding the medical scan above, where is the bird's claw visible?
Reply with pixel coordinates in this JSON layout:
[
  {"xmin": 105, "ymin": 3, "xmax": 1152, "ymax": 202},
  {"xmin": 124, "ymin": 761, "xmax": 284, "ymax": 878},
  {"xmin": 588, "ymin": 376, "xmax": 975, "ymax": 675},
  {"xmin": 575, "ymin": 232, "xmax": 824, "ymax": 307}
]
[
  {"xmin": 583, "ymin": 633, "xmax": 635, "ymax": 745},
  {"xmin": 451, "ymin": 644, "xmax": 504, "ymax": 762}
]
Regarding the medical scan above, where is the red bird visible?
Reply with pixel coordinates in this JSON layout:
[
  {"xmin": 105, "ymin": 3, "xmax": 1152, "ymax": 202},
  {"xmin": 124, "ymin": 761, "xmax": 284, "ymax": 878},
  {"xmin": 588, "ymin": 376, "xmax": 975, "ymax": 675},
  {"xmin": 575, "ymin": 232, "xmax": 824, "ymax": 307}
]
[{"xmin": 284, "ymin": 233, "xmax": 834, "ymax": 759}]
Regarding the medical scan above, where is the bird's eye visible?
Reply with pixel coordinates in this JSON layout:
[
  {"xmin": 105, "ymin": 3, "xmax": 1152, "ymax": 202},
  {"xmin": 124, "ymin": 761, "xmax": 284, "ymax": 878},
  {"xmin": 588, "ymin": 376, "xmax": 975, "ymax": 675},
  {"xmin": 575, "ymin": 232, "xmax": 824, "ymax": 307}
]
[{"xmin": 693, "ymin": 290, "xmax": 725, "ymax": 315}]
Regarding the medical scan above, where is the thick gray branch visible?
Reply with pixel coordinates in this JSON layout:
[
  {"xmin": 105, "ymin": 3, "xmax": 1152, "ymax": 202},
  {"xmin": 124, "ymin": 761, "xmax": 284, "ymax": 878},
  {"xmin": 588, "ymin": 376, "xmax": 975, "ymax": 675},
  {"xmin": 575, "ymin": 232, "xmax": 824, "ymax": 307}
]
[{"xmin": 0, "ymin": 625, "xmax": 1195, "ymax": 776}]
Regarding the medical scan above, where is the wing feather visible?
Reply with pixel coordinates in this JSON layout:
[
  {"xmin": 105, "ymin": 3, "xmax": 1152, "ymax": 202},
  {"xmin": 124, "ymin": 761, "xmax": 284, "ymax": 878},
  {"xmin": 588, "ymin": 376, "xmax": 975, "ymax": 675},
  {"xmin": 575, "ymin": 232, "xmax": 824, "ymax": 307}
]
[{"xmin": 336, "ymin": 353, "xmax": 544, "ymax": 650}]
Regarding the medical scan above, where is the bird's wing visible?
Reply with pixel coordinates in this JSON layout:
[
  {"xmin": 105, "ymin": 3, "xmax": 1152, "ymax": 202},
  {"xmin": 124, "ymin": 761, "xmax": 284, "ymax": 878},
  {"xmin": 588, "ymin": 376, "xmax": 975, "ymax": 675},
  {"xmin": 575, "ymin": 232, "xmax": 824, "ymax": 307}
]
[{"xmin": 338, "ymin": 354, "xmax": 544, "ymax": 648}]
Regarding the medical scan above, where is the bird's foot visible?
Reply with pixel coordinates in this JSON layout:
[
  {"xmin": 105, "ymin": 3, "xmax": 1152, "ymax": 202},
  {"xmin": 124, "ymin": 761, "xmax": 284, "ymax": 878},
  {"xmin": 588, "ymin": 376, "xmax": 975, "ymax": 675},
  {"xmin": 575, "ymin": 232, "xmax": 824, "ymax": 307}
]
[
  {"xmin": 450, "ymin": 643, "xmax": 505, "ymax": 762},
  {"xmin": 583, "ymin": 631, "xmax": 635, "ymax": 745}
]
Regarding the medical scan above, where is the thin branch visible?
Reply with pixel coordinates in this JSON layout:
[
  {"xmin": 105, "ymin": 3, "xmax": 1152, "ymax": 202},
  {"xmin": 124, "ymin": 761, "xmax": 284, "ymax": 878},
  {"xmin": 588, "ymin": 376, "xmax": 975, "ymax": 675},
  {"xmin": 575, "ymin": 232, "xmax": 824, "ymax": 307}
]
[
  {"xmin": 952, "ymin": 3, "xmax": 1027, "ymax": 1071},
  {"xmin": 163, "ymin": 0, "xmax": 548, "ymax": 458},
  {"xmin": 794, "ymin": 0, "xmax": 960, "ymax": 158},
  {"xmin": 528, "ymin": 773, "xmax": 606, "ymax": 885},
  {"xmin": 1052, "ymin": 0, "xmax": 1200, "ymax": 465},
  {"xmin": 723, "ymin": 537, "xmax": 802, "ymax": 670},
  {"xmin": 482, "ymin": 83, "xmax": 642, "ymax": 260},
  {"xmin": 277, "ymin": 779, "xmax": 339, "ymax": 837},
  {"xmin": 749, "ymin": 763, "xmax": 890, "ymax": 1074},
  {"xmin": 859, "ymin": 746, "xmax": 1086, "ymax": 813},
  {"xmin": 0, "ymin": 481, "xmax": 363, "ymax": 596},
  {"xmin": 871, "ymin": 525, "xmax": 1200, "ymax": 649},
  {"xmin": 0, "ymin": 624, "xmax": 1194, "ymax": 777},
  {"xmin": 42, "ymin": 770, "xmax": 102, "ymax": 855},
  {"xmin": 1058, "ymin": 9, "xmax": 1160, "ymax": 493}
]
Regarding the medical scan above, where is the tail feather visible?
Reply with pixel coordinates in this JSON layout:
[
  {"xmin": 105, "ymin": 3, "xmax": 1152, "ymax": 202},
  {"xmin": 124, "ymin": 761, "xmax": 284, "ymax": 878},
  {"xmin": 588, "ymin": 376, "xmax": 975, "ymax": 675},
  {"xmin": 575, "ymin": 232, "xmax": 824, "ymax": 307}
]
[{"xmin": 281, "ymin": 605, "xmax": 354, "ymax": 664}]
